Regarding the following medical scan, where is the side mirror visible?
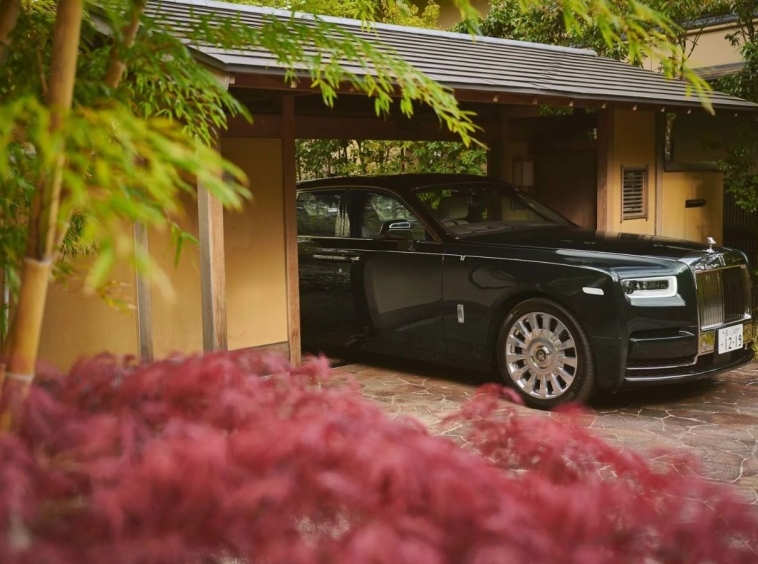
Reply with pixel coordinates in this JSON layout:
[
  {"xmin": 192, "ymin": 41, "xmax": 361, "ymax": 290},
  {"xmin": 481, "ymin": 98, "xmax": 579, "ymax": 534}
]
[{"xmin": 380, "ymin": 220, "xmax": 414, "ymax": 241}]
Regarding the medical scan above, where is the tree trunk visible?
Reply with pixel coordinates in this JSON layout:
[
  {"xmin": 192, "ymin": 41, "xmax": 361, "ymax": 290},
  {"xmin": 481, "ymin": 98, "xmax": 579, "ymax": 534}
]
[
  {"xmin": 0, "ymin": 0, "xmax": 83, "ymax": 432},
  {"xmin": 0, "ymin": 0, "xmax": 21, "ymax": 66}
]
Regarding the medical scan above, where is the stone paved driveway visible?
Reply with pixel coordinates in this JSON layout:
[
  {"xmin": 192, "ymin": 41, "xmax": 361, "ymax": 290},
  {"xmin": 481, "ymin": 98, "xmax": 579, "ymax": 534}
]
[{"xmin": 334, "ymin": 357, "xmax": 758, "ymax": 504}]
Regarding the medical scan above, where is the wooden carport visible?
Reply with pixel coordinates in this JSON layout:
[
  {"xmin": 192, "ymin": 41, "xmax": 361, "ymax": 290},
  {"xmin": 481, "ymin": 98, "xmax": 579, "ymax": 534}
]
[{"xmin": 130, "ymin": 0, "xmax": 758, "ymax": 366}]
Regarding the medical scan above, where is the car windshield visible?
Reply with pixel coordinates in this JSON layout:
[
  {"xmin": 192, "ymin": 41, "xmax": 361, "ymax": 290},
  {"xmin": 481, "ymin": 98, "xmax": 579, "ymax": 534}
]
[{"xmin": 413, "ymin": 182, "xmax": 571, "ymax": 237}]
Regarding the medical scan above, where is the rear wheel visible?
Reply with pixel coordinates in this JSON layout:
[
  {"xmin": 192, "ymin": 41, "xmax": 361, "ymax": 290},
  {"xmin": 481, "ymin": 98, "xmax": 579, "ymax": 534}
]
[{"xmin": 496, "ymin": 298, "xmax": 595, "ymax": 408}]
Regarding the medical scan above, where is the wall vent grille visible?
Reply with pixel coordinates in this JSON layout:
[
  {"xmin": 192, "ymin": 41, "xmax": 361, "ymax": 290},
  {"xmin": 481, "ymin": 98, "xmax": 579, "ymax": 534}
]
[{"xmin": 621, "ymin": 167, "xmax": 648, "ymax": 220}]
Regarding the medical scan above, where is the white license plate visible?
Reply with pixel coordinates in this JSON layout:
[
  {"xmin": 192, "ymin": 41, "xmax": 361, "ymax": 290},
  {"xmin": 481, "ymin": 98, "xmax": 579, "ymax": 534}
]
[{"xmin": 718, "ymin": 324, "xmax": 744, "ymax": 354}]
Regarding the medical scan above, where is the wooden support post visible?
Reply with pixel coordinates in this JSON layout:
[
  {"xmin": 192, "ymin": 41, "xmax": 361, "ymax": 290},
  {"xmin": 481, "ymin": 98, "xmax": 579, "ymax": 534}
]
[
  {"xmin": 282, "ymin": 95, "xmax": 301, "ymax": 365},
  {"xmin": 596, "ymin": 109, "xmax": 614, "ymax": 231},
  {"xmin": 198, "ymin": 171, "xmax": 227, "ymax": 352},
  {"xmin": 487, "ymin": 110, "xmax": 510, "ymax": 182},
  {"xmin": 654, "ymin": 112, "xmax": 666, "ymax": 236},
  {"xmin": 133, "ymin": 222, "xmax": 153, "ymax": 363}
]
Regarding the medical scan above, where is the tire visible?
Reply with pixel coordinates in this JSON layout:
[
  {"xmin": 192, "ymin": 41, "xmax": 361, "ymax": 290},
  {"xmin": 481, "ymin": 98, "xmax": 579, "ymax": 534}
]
[{"xmin": 496, "ymin": 298, "xmax": 595, "ymax": 409}]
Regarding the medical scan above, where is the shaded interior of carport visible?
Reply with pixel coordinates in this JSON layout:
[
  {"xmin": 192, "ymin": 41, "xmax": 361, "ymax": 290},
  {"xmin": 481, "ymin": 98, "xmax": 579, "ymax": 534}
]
[{"xmin": 39, "ymin": 0, "xmax": 757, "ymax": 370}]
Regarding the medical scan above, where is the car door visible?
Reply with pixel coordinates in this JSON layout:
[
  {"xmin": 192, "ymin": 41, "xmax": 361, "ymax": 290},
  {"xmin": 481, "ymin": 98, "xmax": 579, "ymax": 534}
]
[
  {"xmin": 332, "ymin": 189, "xmax": 445, "ymax": 355},
  {"xmin": 296, "ymin": 189, "xmax": 347, "ymax": 348}
]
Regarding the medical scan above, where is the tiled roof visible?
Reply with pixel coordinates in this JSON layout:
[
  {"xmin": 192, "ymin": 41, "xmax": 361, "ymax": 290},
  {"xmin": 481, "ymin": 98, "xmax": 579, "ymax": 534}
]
[{"xmin": 145, "ymin": 0, "xmax": 758, "ymax": 111}]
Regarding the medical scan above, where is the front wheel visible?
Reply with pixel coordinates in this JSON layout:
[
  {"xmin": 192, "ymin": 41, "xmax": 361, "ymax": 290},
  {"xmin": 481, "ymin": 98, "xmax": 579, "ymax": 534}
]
[{"xmin": 496, "ymin": 298, "xmax": 595, "ymax": 409}]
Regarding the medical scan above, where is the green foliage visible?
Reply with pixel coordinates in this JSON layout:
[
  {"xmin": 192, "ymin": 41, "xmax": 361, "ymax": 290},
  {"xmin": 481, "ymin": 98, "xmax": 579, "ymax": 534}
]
[
  {"xmin": 233, "ymin": 0, "xmax": 440, "ymax": 28},
  {"xmin": 295, "ymin": 139, "xmax": 486, "ymax": 180},
  {"xmin": 717, "ymin": 120, "xmax": 758, "ymax": 213},
  {"xmin": 711, "ymin": 4, "xmax": 758, "ymax": 213},
  {"xmin": 453, "ymin": 0, "xmax": 627, "ymax": 59},
  {"xmin": 412, "ymin": 141, "xmax": 487, "ymax": 174},
  {"xmin": 464, "ymin": 0, "xmax": 728, "ymax": 65},
  {"xmin": 716, "ymin": 37, "xmax": 758, "ymax": 103}
]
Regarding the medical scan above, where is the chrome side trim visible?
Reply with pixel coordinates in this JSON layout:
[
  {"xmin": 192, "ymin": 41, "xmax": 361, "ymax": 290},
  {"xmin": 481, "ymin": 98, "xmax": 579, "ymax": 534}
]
[
  {"xmin": 626, "ymin": 358, "xmax": 698, "ymax": 371},
  {"xmin": 624, "ymin": 373, "xmax": 707, "ymax": 383}
]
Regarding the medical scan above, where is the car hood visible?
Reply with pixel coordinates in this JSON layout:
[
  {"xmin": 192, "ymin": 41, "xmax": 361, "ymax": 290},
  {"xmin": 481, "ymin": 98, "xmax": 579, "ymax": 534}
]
[{"xmin": 463, "ymin": 227, "xmax": 714, "ymax": 260}]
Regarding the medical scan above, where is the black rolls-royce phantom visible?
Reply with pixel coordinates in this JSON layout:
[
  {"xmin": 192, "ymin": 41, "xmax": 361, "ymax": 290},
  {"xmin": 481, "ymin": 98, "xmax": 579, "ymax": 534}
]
[{"xmin": 296, "ymin": 174, "xmax": 754, "ymax": 407}]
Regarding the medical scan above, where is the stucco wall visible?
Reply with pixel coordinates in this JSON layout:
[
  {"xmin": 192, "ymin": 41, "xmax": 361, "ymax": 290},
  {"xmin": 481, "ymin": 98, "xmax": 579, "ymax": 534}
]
[
  {"xmin": 149, "ymin": 193, "xmax": 203, "ymax": 358},
  {"xmin": 151, "ymin": 137, "xmax": 289, "ymax": 355},
  {"xmin": 641, "ymin": 23, "xmax": 746, "ymax": 72},
  {"xmin": 38, "ymin": 137, "xmax": 289, "ymax": 370},
  {"xmin": 684, "ymin": 25, "xmax": 745, "ymax": 69},
  {"xmin": 221, "ymin": 137, "xmax": 288, "ymax": 350},
  {"xmin": 609, "ymin": 109, "xmax": 656, "ymax": 234},
  {"xmin": 661, "ymin": 171, "xmax": 724, "ymax": 243},
  {"xmin": 436, "ymin": 0, "xmax": 489, "ymax": 29},
  {"xmin": 38, "ymin": 258, "xmax": 138, "ymax": 370},
  {"xmin": 599, "ymin": 109, "xmax": 724, "ymax": 243}
]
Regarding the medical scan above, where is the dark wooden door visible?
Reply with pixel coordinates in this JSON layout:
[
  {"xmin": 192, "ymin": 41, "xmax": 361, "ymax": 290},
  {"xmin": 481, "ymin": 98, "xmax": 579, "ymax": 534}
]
[{"xmin": 534, "ymin": 150, "xmax": 597, "ymax": 230}]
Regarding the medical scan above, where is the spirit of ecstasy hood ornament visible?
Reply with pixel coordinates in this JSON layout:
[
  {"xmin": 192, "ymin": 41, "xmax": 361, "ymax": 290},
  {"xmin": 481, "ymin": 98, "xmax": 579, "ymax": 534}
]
[{"xmin": 706, "ymin": 236, "xmax": 716, "ymax": 252}]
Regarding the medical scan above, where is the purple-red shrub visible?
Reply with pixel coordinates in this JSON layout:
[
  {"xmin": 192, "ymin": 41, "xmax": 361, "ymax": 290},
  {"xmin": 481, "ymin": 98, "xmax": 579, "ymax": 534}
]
[{"xmin": 0, "ymin": 350, "xmax": 756, "ymax": 564}]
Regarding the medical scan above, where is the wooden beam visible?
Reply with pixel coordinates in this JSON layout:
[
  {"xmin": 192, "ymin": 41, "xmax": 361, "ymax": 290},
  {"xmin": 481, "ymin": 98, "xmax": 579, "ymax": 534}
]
[
  {"xmin": 226, "ymin": 114, "xmax": 283, "ymax": 138},
  {"xmin": 487, "ymin": 109, "xmax": 510, "ymax": 182},
  {"xmin": 231, "ymin": 72, "xmax": 710, "ymax": 114},
  {"xmin": 596, "ymin": 109, "xmax": 614, "ymax": 231},
  {"xmin": 133, "ymin": 222, "xmax": 153, "ymax": 363},
  {"xmin": 282, "ymin": 96, "xmax": 301, "ymax": 365},
  {"xmin": 198, "ymin": 172, "xmax": 228, "ymax": 352},
  {"xmin": 224, "ymin": 113, "xmax": 494, "ymax": 142},
  {"xmin": 296, "ymin": 115, "xmax": 474, "ymax": 141}
]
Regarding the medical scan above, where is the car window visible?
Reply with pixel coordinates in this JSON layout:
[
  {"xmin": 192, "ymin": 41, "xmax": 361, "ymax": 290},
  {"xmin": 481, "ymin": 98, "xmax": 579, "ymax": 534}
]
[
  {"xmin": 296, "ymin": 190, "xmax": 348, "ymax": 237},
  {"xmin": 359, "ymin": 192, "xmax": 427, "ymax": 241},
  {"xmin": 414, "ymin": 182, "xmax": 570, "ymax": 237}
]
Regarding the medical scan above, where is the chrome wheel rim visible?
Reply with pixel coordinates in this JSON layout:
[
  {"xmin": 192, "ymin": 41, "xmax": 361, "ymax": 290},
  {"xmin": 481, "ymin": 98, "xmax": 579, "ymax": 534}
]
[{"xmin": 505, "ymin": 311, "xmax": 578, "ymax": 400}]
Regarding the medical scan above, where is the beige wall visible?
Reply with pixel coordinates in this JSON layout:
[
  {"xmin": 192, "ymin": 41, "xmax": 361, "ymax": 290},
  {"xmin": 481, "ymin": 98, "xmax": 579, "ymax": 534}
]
[
  {"xmin": 38, "ymin": 258, "xmax": 138, "ymax": 371},
  {"xmin": 661, "ymin": 171, "xmax": 724, "ymax": 243},
  {"xmin": 39, "ymin": 137, "xmax": 290, "ymax": 370},
  {"xmin": 149, "ymin": 193, "xmax": 203, "ymax": 358},
  {"xmin": 609, "ymin": 109, "xmax": 657, "ymax": 234},
  {"xmin": 598, "ymin": 109, "xmax": 725, "ymax": 243},
  {"xmin": 221, "ymin": 137, "xmax": 288, "ymax": 350},
  {"xmin": 436, "ymin": 0, "xmax": 489, "ymax": 29},
  {"xmin": 685, "ymin": 24, "xmax": 745, "ymax": 70},
  {"xmin": 150, "ymin": 137, "xmax": 289, "ymax": 355}
]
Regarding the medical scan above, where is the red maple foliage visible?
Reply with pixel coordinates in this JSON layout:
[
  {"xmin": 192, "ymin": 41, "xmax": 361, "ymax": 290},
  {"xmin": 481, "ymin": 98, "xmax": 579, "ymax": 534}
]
[{"xmin": 0, "ymin": 350, "xmax": 756, "ymax": 564}]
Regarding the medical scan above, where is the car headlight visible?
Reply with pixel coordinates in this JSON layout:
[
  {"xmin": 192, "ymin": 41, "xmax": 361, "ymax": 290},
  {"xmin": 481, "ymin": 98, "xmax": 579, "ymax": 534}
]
[{"xmin": 621, "ymin": 276, "xmax": 677, "ymax": 298}]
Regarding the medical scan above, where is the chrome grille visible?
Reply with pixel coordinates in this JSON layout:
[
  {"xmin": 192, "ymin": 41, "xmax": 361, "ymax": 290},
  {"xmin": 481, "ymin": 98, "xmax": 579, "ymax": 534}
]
[{"xmin": 696, "ymin": 266, "xmax": 751, "ymax": 330}]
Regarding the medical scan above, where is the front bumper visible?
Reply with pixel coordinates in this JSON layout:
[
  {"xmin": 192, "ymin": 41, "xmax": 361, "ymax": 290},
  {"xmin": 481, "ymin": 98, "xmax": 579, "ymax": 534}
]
[
  {"xmin": 623, "ymin": 347, "xmax": 754, "ymax": 386},
  {"xmin": 622, "ymin": 320, "xmax": 754, "ymax": 387}
]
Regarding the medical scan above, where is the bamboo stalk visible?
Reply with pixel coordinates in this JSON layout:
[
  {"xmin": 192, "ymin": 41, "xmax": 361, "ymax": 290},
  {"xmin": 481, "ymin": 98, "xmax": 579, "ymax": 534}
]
[
  {"xmin": 51, "ymin": 0, "xmax": 146, "ymax": 256},
  {"xmin": 0, "ymin": 260, "xmax": 51, "ymax": 428},
  {"xmin": 0, "ymin": 266, "xmax": 5, "ymax": 347},
  {"xmin": 0, "ymin": 310, "xmax": 14, "ymax": 391},
  {"xmin": 0, "ymin": 0, "xmax": 84, "ymax": 431},
  {"xmin": 0, "ymin": 0, "xmax": 21, "ymax": 67}
]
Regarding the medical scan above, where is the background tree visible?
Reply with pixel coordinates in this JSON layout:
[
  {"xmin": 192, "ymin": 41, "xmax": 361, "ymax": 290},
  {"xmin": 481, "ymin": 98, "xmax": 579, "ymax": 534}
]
[
  {"xmin": 713, "ymin": 1, "xmax": 758, "ymax": 212},
  {"xmin": 456, "ymin": 0, "xmax": 627, "ymax": 58}
]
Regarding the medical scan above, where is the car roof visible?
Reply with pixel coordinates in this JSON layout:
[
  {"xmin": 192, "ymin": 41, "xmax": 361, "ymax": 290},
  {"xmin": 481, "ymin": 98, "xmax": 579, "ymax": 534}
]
[{"xmin": 296, "ymin": 173, "xmax": 497, "ymax": 194}]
